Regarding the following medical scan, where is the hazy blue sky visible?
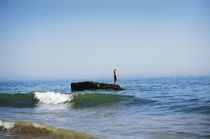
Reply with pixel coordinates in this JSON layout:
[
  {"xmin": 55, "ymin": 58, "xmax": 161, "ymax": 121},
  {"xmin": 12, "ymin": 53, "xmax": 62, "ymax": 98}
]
[{"xmin": 0, "ymin": 0, "xmax": 210, "ymax": 80}]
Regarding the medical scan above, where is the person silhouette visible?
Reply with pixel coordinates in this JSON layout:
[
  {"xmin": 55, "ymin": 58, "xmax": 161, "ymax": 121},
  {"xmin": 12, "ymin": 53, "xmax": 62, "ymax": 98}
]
[{"xmin": 114, "ymin": 67, "xmax": 117, "ymax": 85}]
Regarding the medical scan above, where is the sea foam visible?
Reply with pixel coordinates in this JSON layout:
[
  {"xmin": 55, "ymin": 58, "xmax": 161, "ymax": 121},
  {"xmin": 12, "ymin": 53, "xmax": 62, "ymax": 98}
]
[
  {"xmin": 0, "ymin": 120, "xmax": 14, "ymax": 129},
  {"xmin": 34, "ymin": 92, "xmax": 72, "ymax": 104}
]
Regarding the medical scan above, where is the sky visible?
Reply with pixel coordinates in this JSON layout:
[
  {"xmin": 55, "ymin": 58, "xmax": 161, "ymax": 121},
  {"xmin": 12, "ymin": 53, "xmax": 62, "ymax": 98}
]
[{"xmin": 0, "ymin": 0, "xmax": 210, "ymax": 80}]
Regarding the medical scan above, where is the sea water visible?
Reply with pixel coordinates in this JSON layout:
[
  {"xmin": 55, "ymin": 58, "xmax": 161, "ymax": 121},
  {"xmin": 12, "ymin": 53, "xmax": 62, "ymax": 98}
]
[{"xmin": 0, "ymin": 77, "xmax": 210, "ymax": 138}]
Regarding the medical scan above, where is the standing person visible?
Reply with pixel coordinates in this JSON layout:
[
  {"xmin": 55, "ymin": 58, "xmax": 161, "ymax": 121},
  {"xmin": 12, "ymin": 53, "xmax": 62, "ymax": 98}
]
[{"xmin": 114, "ymin": 67, "xmax": 117, "ymax": 85}]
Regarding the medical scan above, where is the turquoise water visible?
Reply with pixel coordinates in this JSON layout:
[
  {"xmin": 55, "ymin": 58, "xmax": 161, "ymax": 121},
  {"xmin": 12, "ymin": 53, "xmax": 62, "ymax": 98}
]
[{"xmin": 0, "ymin": 77, "xmax": 210, "ymax": 138}]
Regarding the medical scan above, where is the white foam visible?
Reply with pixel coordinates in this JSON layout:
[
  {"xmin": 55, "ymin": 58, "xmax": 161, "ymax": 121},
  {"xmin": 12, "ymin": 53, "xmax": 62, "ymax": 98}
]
[
  {"xmin": 0, "ymin": 120, "xmax": 14, "ymax": 129},
  {"xmin": 32, "ymin": 123, "xmax": 46, "ymax": 128},
  {"xmin": 34, "ymin": 92, "xmax": 73, "ymax": 104}
]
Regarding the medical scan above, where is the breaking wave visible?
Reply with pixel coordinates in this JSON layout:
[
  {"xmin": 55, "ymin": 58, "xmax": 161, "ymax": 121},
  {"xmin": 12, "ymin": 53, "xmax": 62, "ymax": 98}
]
[
  {"xmin": 0, "ymin": 120, "xmax": 96, "ymax": 139},
  {"xmin": 0, "ymin": 92, "xmax": 154, "ymax": 108},
  {"xmin": 34, "ymin": 92, "xmax": 71, "ymax": 104}
]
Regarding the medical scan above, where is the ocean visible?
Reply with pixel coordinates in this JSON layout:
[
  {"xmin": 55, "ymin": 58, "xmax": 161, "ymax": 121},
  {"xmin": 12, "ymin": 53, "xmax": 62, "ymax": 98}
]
[{"xmin": 0, "ymin": 77, "xmax": 210, "ymax": 139}]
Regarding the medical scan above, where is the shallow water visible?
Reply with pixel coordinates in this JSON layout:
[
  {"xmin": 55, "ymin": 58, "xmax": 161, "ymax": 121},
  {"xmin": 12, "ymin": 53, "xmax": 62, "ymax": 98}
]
[{"xmin": 0, "ymin": 77, "xmax": 210, "ymax": 138}]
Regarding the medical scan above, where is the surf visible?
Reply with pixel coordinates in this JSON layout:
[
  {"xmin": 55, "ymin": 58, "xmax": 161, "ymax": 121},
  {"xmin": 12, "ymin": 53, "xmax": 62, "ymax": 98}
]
[
  {"xmin": 0, "ymin": 120, "xmax": 96, "ymax": 139},
  {"xmin": 34, "ymin": 92, "xmax": 72, "ymax": 104},
  {"xmin": 0, "ymin": 92, "xmax": 154, "ymax": 108}
]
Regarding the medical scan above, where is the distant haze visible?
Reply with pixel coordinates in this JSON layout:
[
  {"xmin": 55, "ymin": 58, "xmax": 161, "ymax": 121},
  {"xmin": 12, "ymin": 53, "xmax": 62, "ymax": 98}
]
[{"xmin": 0, "ymin": 0, "xmax": 210, "ymax": 80}]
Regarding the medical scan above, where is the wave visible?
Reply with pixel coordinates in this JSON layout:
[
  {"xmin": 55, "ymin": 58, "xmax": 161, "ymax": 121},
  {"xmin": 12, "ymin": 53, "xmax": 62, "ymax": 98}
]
[
  {"xmin": 0, "ymin": 120, "xmax": 96, "ymax": 139},
  {"xmin": 0, "ymin": 93, "xmax": 37, "ymax": 107},
  {"xmin": 0, "ymin": 92, "xmax": 151, "ymax": 108},
  {"xmin": 70, "ymin": 93, "xmax": 139, "ymax": 108}
]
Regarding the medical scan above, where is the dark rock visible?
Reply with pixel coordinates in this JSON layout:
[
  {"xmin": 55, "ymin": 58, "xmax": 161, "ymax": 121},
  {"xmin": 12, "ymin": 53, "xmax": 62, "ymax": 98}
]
[{"xmin": 71, "ymin": 81, "xmax": 124, "ymax": 91}]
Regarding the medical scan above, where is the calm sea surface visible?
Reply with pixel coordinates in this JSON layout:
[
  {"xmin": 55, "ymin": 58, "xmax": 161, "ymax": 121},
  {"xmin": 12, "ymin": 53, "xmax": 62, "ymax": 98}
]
[{"xmin": 0, "ymin": 77, "xmax": 210, "ymax": 138}]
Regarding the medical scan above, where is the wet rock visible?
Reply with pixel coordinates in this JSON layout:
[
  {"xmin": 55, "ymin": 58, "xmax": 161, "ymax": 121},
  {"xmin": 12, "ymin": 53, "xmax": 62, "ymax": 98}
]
[{"xmin": 71, "ymin": 81, "xmax": 124, "ymax": 91}]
